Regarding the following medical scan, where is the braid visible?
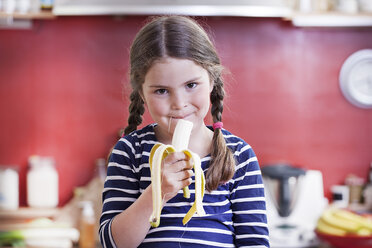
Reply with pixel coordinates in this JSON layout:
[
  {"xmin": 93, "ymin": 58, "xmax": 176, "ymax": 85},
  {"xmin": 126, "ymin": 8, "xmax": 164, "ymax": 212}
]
[
  {"xmin": 210, "ymin": 78, "xmax": 224, "ymax": 123},
  {"xmin": 207, "ymin": 77, "xmax": 235, "ymax": 191},
  {"xmin": 124, "ymin": 90, "xmax": 145, "ymax": 136}
]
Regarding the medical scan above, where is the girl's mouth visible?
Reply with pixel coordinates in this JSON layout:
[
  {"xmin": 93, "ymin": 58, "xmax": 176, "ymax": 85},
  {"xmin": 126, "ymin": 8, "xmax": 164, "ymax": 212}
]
[{"xmin": 169, "ymin": 113, "xmax": 190, "ymax": 120}]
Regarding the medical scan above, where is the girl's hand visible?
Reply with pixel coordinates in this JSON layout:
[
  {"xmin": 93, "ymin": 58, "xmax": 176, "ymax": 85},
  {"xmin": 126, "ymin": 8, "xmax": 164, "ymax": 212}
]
[{"xmin": 160, "ymin": 152, "xmax": 193, "ymax": 203}]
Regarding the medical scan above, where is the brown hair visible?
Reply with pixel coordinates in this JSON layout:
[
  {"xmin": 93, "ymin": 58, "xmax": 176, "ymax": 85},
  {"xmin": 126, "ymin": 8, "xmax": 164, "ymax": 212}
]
[{"xmin": 124, "ymin": 16, "xmax": 235, "ymax": 191}]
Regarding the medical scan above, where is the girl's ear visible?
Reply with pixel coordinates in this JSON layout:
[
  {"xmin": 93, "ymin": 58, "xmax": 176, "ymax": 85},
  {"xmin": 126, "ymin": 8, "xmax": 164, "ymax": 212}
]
[
  {"xmin": 210, "ymin": 80, "xmax": 215, "ymax": 93},
  {"xmin": 139, "ymin": 89, "xmax": 146, "ymax": 105}
]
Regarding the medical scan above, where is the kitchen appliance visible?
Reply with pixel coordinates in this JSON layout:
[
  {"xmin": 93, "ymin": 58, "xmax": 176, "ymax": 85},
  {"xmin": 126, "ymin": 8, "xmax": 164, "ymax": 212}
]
[{"xmin": 262, "ymin": 164, "xmax": 328, "ymax": 248}]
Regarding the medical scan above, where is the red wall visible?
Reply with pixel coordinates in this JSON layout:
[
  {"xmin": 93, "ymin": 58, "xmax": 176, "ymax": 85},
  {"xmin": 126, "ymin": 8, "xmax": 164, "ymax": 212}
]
[{"xmin": 0, "ymin": 16, "xmax": 371, "ymax": 206}]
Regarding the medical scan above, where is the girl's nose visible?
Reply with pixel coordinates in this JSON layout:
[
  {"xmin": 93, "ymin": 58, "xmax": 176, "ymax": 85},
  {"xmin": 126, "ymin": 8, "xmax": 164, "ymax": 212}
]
[{"xmin": 170, "ymin": 92, "xmax": 187, "ymax": 110}]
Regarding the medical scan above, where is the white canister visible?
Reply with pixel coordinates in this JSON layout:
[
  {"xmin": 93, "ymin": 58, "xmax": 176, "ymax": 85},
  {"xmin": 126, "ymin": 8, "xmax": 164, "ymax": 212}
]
[
  {"xmin": 331, "ymin": 185, "xmax": 350, "ymax": 208},
  {"xmin": 334, "ymin": 0, "xmax": 359, "ymax": 13},
  {"xmin": 0, "ymin": 166, "xmax": 19, "ymax": 210},
  {"xmin": 17, "ymin": 0, "xmax": 31, "ymax": 13},
  {"xmin": 27, "ymin": 156, "xmax": 58, "ymax": 208},
  {"xmin": 299, "ymin": 0, "xmax": 313, "ymax": 12},
  {"xmin": 359, "ymin": 0, "xmax": 372, "ymax": 13},
  {"xmin": 3, "ymin": 0, "xmax": 16, "ymax": 13}
]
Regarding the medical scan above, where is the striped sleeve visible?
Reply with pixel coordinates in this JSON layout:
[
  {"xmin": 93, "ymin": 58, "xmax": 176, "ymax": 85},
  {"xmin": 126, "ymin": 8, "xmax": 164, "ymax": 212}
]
[
  {"xmin": 99, "ymin": 135, "xmax": 141, "ymax": 248},
  {"xmin": 228, "ymin": 139, "xmax": 270, "ymax": 247}
]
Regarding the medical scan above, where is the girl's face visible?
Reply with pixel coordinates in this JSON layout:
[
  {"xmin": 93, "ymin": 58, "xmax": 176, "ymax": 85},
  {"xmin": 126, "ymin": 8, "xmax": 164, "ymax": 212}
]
[{"xmin": 141, "ymin": 57, "xmax": 213, "ymax": 138}]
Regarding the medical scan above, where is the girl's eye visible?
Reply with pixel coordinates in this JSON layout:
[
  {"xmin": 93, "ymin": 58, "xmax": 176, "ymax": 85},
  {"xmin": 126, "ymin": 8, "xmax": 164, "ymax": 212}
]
[
  {"xmin": 186, "ymin": 82, "xmax": 197, "ymax": 89},
  {"xmin": 155, "ymin": 88, "xmax": 168, "ymax": 95}
]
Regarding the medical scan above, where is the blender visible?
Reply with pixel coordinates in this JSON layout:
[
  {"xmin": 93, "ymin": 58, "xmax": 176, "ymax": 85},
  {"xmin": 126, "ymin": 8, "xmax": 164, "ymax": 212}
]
[{"xmin": 262, "ymin": 164, "xmax": 328, "ymax": 248}]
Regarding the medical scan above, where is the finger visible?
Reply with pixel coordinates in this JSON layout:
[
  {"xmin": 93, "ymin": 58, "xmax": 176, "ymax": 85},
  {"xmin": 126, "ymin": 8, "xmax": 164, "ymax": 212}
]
[
  {"xmin": 161, "ymin": 174, "xmax": 190, "ymax": 199},
  {"xmin": 164, "ymin": 157, "xmax": 192, "ymax": 173},
  {"xmin": 181, "ymin": 177, "xmax": 192, "ymax": 188},
  {"xmin": 183, "ymin": 159, "xmax": 193, "ymax": 170},
  {"xmin": 163, "ymin": 166, "xmax": 192, "ymax": 183},
  {"xmin": 175, "ymin": 160, "xmax": 194, "ymax": 173},
  {"xmin": 163, "ymin": 152, "xmax": 188, "ymax": 164},
  {"xmin": 179, "ymin": 169, "xmax": 194, "ymax": 181}
]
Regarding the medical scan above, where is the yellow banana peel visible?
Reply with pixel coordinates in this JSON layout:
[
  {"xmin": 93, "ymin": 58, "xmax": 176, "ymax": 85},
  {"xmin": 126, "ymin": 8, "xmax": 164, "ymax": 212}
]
[{"xmin": 149, "ymin": 119, "xmax": 206, "ymax": 228}]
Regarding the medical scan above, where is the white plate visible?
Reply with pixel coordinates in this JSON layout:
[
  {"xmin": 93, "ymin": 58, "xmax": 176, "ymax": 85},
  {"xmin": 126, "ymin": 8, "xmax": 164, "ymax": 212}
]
[{"xmin": 339, "ymin": 49, "xmax": 372, "ymax": 109}]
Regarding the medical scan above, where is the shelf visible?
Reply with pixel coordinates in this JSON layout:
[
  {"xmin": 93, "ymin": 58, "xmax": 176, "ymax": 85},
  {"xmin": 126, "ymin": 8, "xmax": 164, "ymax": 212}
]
[
  {"xmin": 0, "ymin": 207, "xmax": 60, "ymax": 220},
  {"xmin": 52, "ymin": 0, "xmax": 292, "ymax": 17},
  {"xmin": 1, "ymin": 7, "xmax": 372, "ymax": 28},
  {"xmin": 0, "ymin": 10, "xmax": 55, "ymax": 20},
  {"xmin": 288, "ymin": 11, "xmax": 372, "ymax": 27},
  {"xmin": 0, "ymin": 10, "xmax": 55, "ymax": 29}
]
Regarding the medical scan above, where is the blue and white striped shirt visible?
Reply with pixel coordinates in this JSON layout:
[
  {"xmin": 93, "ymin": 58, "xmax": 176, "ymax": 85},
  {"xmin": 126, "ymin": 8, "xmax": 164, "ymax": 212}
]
[{"xmin": 100, "ymin": 124, "xmax": 270, "ymax": 248}]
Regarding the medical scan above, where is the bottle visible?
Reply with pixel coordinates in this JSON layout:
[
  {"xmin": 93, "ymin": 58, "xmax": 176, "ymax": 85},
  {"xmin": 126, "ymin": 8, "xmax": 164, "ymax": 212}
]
[
  {"xmin": 364, "ymin": 162, "xmax": 372, "ymax": 210},
  {"xmin": 79, "ymin": 201, "xmax": 96, "ymax": 248},
  {"xmin": 0, "ymin": 166, "xmax": 19, "ymax": 210},
  {"xmin": 345, "ymin": 174, "xmax": 365, "ymax": 204},
  {"xmin": 27, "ymin": 156, "xmax": 59, "ymax": 208},
  {"xmin": 95, "ymin": 158, "xmax": 107, "ymax": 182}
]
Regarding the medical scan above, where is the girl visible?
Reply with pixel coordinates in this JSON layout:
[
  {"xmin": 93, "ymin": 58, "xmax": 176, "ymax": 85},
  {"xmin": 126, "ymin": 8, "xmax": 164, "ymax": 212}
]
[{"xmin": 100, "ymin": 16, "xmax": 270, "ymax": 248}]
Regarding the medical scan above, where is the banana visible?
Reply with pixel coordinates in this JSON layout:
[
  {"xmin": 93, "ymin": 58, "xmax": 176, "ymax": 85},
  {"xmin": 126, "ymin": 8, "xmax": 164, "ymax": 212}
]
[
  {"xmin": 316, "ymin": 218, "xmax": 347, "ymax": 236},
  {"xmin": 316, "ymin": 207, "xmax": 372, "ymax": 236},
  {"xmin": 357, "ymin": 228, "xmax": 372, "ymax": 236},
  {"xmin": 333, "ymin": 208, "xmax": 372, "ymax": 231},
  {"xmin": 149, "ymin": 119, "xmax": 206, "ymax": 228},
  {"xmin": 321, "ymin": 207, "xmax": 360, "ymax": 232}
]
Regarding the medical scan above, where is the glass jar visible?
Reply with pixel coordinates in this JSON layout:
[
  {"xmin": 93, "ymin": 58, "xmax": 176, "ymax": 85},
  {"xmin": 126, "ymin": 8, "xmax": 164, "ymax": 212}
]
[{"xmin": 27, "ymin": 156, "xmax": 58, "ymax": 208}]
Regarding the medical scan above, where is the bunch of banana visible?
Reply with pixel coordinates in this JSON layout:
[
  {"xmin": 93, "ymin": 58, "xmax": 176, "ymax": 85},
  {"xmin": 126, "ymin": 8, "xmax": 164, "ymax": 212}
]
[
  {"xmin": 149, "ymin": 119, "xmax": 206, "ymax": 228},
  {"xmin": 316, "ymin": 207, "xmax": 372, "ymax": 236}
]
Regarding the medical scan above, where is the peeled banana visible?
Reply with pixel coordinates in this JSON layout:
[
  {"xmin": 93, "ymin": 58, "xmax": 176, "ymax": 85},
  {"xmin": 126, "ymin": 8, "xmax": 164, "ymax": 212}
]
[
  {"xmin": 316, "ymin": 207, "xmax": 372, "ymax": 236},
  {"xmin": 149, "ymin": 119, "xmax": 206, "ymax": 228}
]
